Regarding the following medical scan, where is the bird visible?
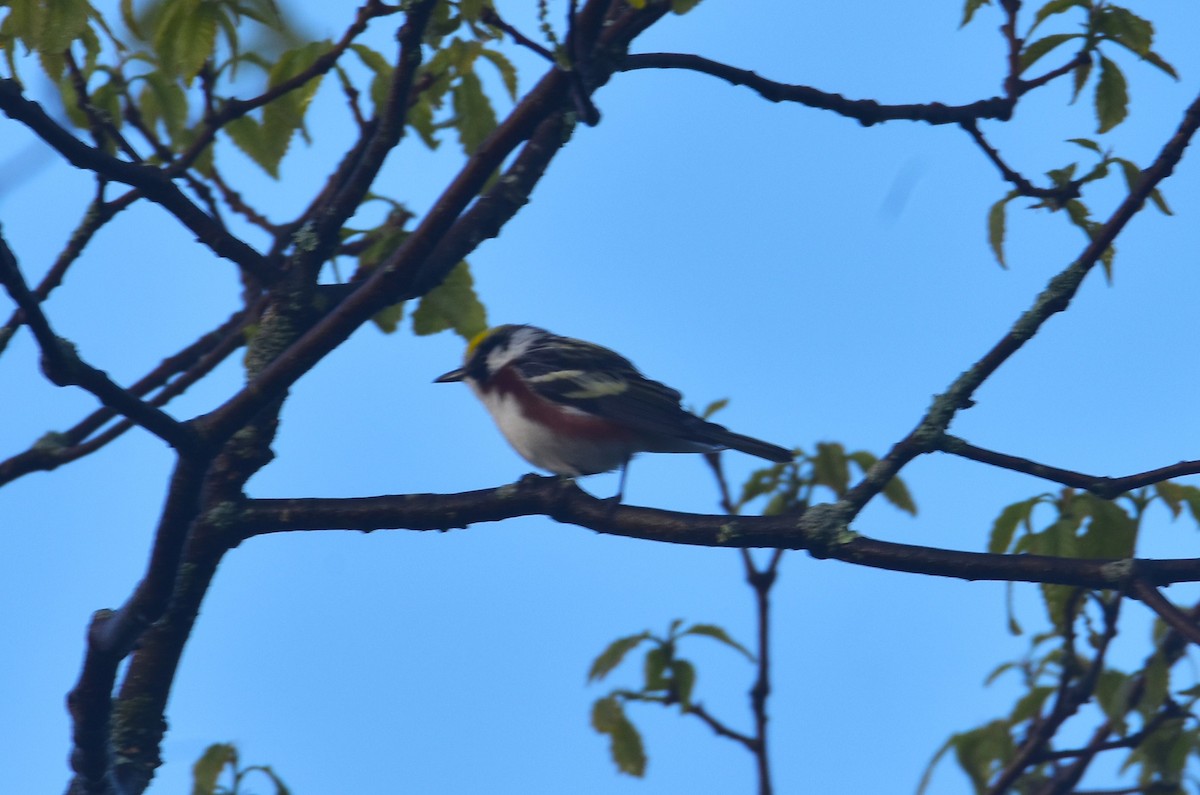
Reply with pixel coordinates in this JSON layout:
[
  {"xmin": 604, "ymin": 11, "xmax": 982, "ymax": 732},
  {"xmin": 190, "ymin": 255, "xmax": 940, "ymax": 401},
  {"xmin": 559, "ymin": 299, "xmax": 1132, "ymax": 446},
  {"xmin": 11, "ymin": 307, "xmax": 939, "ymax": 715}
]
[{"xmin": 434, "ymin": 324, "xmax": 792, "ymax": 497}]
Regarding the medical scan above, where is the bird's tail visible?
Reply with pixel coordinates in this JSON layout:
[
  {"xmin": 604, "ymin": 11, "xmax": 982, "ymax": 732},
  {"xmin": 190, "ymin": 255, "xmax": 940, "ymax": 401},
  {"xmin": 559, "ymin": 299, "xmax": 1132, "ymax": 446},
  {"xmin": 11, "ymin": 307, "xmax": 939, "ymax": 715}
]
[{"xmin": 705, "ymin": 424, "xmax": 793, "ymax": 463}]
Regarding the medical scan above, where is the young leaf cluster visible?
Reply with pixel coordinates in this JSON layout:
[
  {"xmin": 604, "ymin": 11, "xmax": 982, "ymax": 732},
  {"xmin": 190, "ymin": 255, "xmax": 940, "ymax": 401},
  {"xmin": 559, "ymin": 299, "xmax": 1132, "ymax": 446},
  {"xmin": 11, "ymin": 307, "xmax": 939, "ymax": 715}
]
[
  {"xmin": 987, "ymin": 137, "xmax": 1172, "ymax": 272},
  {"xmin": 736, "ymin": 441, "xmax": 916, "ymax": 518},
  {"xmin": 192, "ymin": 742, "xmax": 291, "ymax": 795},
  {"xmin": 920, "ymin": 483, "xmax": 1200, "ymax": 792},
  {"xmin": 588, "ymin": 619, "xmax": 754, "ymax": 778},
  {"xmin": 965, "ymin": 1, "xmax": 1177, "ymax": 272}
]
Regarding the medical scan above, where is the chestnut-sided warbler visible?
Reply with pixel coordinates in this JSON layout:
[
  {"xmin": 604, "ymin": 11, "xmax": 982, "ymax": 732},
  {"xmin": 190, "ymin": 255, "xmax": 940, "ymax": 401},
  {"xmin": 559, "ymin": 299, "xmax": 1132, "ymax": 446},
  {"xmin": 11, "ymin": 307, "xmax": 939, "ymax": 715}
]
[{"xmin": 435, "ymin": 325, "xmax": 792, "ymax": 492}]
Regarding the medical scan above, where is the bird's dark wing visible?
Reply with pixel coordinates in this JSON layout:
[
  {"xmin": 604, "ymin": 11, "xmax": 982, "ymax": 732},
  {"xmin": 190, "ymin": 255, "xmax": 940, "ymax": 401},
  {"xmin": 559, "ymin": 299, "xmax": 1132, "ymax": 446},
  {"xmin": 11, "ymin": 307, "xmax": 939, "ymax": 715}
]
[
  {"xmin": 512, "ymin": 333, "xmax": 792, "ymax": 462},
  {"xmin": 511, "ymin": 334, "xmax": 722, "ymax": 449}
]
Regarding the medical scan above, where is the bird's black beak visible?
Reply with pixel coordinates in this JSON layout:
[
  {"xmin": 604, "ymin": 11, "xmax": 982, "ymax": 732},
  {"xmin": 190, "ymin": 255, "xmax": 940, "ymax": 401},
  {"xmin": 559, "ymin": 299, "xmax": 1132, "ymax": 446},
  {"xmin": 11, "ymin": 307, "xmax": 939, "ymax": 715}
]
[{"xmin": 434, "ymin": 368, "xmax": 465, "ymax": 383}]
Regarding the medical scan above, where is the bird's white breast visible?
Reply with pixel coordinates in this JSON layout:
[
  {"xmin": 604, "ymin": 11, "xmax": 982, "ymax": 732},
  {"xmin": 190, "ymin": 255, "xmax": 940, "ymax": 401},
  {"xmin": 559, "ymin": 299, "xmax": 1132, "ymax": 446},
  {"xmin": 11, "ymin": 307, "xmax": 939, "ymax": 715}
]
[{"xmin": 470, "ymin": 383, "xmax": 633, "ymax": 476}]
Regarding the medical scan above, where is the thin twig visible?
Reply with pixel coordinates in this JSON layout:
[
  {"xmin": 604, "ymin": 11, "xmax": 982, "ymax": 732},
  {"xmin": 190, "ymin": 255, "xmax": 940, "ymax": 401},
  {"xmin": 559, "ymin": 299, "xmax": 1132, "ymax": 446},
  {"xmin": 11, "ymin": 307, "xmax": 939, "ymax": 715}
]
[
  {"xmin": 481, "ymin": 5, "xmax": 556, "ymax": 61},
  {"xmin": 961, "ymin": 118, "xmax": 1080, "ymax": 203},
  {"xmin": 686, "ymin": 703, "xmax": 758, "ymax": 750},
  {"xmin": 841, "ymin": 88, "xmax": 1200, "ymax": 518},
  {"xmin": 1130, "ymin": 578, "xmax": 1200, "ymax": 647},
  {"xmin": 942, "ymin": 435, "xmax": 1200, "ymax": 498},
  {"xmin": 0, "ymin": 230, "xmax": 201, "ymax": 454},
  {"xmin": 621, "ymin": 53, "xmax": 1016, "ymax": 125}
]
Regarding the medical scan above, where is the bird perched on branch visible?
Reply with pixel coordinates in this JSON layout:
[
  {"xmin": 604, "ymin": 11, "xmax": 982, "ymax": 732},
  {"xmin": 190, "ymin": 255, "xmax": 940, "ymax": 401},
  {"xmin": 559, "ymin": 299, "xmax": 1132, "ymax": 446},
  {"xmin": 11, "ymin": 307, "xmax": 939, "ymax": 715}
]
[{"xmin": 435, "ymin": 324, "xmax": 792, "ymax": 497}]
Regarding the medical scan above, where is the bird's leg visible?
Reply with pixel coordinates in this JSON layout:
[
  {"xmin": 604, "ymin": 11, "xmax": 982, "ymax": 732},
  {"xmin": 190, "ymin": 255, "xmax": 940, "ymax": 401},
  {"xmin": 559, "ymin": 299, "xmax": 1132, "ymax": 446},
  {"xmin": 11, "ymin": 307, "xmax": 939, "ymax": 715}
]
[{"xmin": 614, "ymin": 457, "xmax": 631, "ymax": 503}]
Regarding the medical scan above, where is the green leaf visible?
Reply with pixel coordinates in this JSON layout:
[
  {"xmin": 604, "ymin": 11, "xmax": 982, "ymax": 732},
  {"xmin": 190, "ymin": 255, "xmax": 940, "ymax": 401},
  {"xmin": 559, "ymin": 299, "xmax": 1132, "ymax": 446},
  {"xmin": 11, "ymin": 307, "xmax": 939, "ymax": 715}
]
[
  {"xmin": 349, "ymin": 43, "xmax": 391, "ymax": 113},
  {"xmin": 671, "ymin": 659, "xmax": 696, "ymax": 707},
  {"xmin": 1020, "ymin": 33, "xmax": 1080, "ymax": 73},
  {"xmin": 1064, "ymin": 198, "xmax": 1091, "ymax": 229},
  {"xmin": 138, "ymin": 70, "xmax": 190, "ymax": 142},
  {"xmin": 591, "ymin": 697, "xmax": 647, "ymax": 777},
  {"xmin": 459, "ymin": 0, "xmax": 487, "ymax": 21},
  {"xmin": 411, "ymin": 262, "xmax": 488, "ymax": 340},
  {"xmin": 588, "ymin": 632, "xmax": 650, "ymax": 682},
  {"xmin": 1066, "ymin": 137, "xmax": 1102, "ymax": 153},
  {"xmin": 1077, "ymin": 495, "xmax": 1136, "ymax": 559},
  {"xmin": 39, "ymin": 0, "xmax": 91, "ymax": 53},
  {"xmin": 155, "ymin": 0, "xmax": 221, "ymax": 84},
  {"xmin": 371, "ymin": 302, "xmax": 405, "ymax": 334},
  {"xmin": 1095, "ymin": 55, "xmax": 1128, "ymax": 133},
  {"xmin": 451, "ymin": 70, "xmax": 497, "ymax": 155},
  {"xmin": 224, "ymin": 115, "xmax": 273, "ymax": 174},
  {"xmin": 1142, "ymin": 49, "xmax": 1179, "ymax": 80},
  {"xmin": 846, "ymin": 450, "xmax": 914, "ymax": 514},
  {"xmin": 407, "ymin": 95, "xmax": 440, "ymax": 149},
  {"xmin": 260, "ymin": 40, "xmax": 332, "ymax": 167},
  {"xmin": 1029, "ymin": 0, "xmax": 1089, "ymax": 34},
  {"xmin": 1046, "ymin": 162, "xmax": 1078, "ymax": 187},
  {"xmin": 1113, "ymin": 157, "xmax": 1173, "ymax": 215},
  {"xmin": 1010, "ymin": 685, "xmax": 1053, "ymax": 723},
  {"xmin": 1155, "ymin": 481, "xmax": 1186, "ymax": 518},
  {"xmin": 988, "ymin": 497, "xmax": 1041, "ymax": 554},
  {"xmin": 680, "ymin": 623, "xmax": 755, "ymax": 661},
  {"xmin": 812, "ymin": 441, "xmax": 850, "ymax": 497},
  {"xmin": 700, "ymin": 397, "xmax": 728, "ymax": 419},
  {"xmin": 1071, "ymin": 56, "xmax": 1093, "ymax": 103},
  {"xmin": 960, "ymin": 0, "xmax": 991, "ymax": 28},
  {"xmin": 192, "ymin": 743, "xmax": 237, "ymax": 795},
  {"xmin": 478, "ymin": 47, "xmax": 518, "ymax": 101},
  {"xmin": 643, "ymin": 645, "xmax": 669, "ymax": 691},
  {"xmin": 983, "ymin": 661, "xmax": 1016, "ymax": 686},
  {"xmin": 1138, "ymin": 655, "xmax": 1170, "ymax": 721},
  {"xmin": 882, "ymin": 476, "xmax": 918, "ymax": 516},
  {"xmin": 1096, "ymin": 6, "xmax": 1153, "ymax": 56},
  {"xmin": 952, "ymin": 721, "xmax": 1016, "ymax": 791},
  {"xmin": 1094, "ymin": 668, "xmax": 1132, "ymax": 733},
  {"xmin": 1174, "ymin": 485, "xmax": 1200, "ymax": 527},
  {"xmin": 671, "ymin": 0, "xmax": 704, "ymax": 13},
  {"xmin": 987, "ymin": 194, "xmax": 1011, "ymax": 268},
  {"xmin": 1122, "ymin": 718, "xmax": 1192, "ymax": 782}
]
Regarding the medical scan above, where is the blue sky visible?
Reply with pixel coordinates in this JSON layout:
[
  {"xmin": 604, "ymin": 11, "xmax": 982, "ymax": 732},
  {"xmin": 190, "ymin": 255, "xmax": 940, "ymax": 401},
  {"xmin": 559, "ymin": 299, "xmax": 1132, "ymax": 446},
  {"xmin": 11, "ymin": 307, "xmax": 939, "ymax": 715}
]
[{"xmin": 3, "ymin": 1, "xmax": 1200, "ymax": 792}]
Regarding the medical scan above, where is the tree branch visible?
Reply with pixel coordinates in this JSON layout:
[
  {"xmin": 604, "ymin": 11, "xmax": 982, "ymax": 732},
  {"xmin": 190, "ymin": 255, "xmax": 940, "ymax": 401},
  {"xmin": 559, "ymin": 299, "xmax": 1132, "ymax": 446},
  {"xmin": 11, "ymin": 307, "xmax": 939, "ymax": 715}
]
[
  {"xmin": 961, "ymin": 118, "xmax": 1080, "ymax": 203},
  {"xmin": 167, "ymin": 0, "xmax": 403, "ymax": 182},
  {"xmin": 0, "ymin": 303, "xmax": 252, "ymax": 486},
  {"xmin": 0, "ymin": 80, "xmax": 271, "ymax": 282},
  {"xmin": 840, "ymin": 88, "xmax": 1200, "ymax": 517},
  {"xmin": 1130, "ymin": 578, "xmax": 1200, "ymax": 647},
  {"xmin": 988, "ymin": 592, "xmax": 1122, "ymax": 795},
  {"xmin": 198, "ymin": 0, "xmax": 665, "ymax": 444},
  {"xmin": 686, "ymin": 702, "xmax": 758, "ymax": 751},
  {"xmin": 0, "ymin": 230, "xmax": 202, "ymax": 455},
  {"xmin": 620, "ymin": 52, "xmax": 1016, "ymax": 125},
  {"xmin": 66, "ymin": 455, "xmax": 209, "ymax": 795},
  {"xmin": 0, "ymin": 187, "xmax": 137, "ymax": 355},
  {"xmin": 941, "ymin": 435, "xmax": 1200, "ymax": 498},
  {"xmin": 234, "ymin": 477, "xmax": 1200, "ymax": 588}
]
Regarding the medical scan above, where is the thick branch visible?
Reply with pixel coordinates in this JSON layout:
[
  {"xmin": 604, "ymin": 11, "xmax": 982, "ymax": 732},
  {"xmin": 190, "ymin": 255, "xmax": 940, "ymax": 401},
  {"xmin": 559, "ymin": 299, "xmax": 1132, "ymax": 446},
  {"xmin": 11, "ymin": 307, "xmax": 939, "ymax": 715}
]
[
  {"xmin": 198, "ymin": 0, "xmax": 662, "ymax": 443},
  {"xmin": 235, "ymin": 477, "xmax": 1200, "ymax": 588},
  {"xmin": 66, "ymin": 455, "xmax": 209, "ymax": 795}
]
